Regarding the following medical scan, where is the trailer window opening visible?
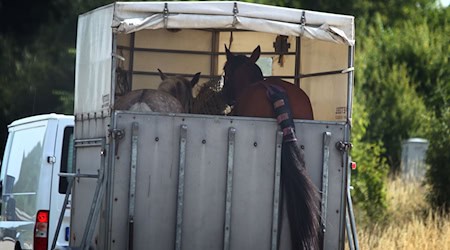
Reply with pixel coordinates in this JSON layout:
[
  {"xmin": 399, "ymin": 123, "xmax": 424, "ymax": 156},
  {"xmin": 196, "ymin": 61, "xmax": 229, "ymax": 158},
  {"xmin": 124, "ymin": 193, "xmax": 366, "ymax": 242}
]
[{"xmin": 59, "ymin": 126, "xmax": 74, "ymax": 194}]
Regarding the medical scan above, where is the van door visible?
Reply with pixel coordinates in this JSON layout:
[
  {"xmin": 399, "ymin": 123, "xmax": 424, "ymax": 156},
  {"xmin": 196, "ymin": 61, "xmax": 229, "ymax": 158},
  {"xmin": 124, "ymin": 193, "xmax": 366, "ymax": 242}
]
[
  {"xmin": 48, "ymin": 124, "xmax": 73, "ymax": 249},
  {"xmin": 0, "ymin": 120, "xmax": 50, "ymax": 249}
]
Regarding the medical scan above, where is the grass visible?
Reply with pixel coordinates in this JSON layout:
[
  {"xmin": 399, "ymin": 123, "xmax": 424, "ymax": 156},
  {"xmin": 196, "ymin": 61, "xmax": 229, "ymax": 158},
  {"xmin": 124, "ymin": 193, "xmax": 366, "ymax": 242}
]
[{"xmin": 355, "ymin": 178, "xmax": 450, "ymax": 249}]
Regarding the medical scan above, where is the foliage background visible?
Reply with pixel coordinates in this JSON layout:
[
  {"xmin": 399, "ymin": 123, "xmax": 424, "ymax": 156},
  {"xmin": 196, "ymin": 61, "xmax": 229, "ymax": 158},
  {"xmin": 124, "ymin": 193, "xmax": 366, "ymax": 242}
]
[{"xmin": 0, "ymin": 0, "xmax": 449, "ymax": 219}]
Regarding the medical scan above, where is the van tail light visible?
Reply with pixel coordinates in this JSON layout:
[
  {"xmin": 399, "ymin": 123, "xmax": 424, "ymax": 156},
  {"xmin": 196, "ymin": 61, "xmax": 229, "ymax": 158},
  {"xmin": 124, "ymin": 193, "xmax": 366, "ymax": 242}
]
[{"xmin": 34, "ymin": 210, "xmax": 49, "ymax": 250}]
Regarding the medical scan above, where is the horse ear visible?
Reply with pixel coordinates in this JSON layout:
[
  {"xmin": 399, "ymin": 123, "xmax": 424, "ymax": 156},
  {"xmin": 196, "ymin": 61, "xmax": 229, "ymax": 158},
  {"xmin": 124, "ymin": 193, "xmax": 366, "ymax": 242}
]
[
  {"xmin": 249, "ymin": 45, "xmax": 261, "ymax": 64},
  {"xmin": 191, "ymin": 72, "xmax": 201, "ymax": 87},
  {"xmin": 225, "ymin": 44, "xmax": 233, "ymax": 61},
  {"xmin": 158, "ymin": 68, "xmax": 168, "ymax": 80}
]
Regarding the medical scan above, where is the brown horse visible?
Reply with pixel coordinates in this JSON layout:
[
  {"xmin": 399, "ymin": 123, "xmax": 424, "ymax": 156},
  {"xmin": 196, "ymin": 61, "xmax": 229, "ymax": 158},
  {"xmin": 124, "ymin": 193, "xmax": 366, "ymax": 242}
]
[
  {"xmin": 222, "ymin": 46, "xmax": 313, "ymax": 120},
  {"xmin": 223, "ymin": 45, "xmax": 321, "ymax": 249},
  {"xmin": 114, "ymin": 69, "xmax": 200, "ymax": 113}
]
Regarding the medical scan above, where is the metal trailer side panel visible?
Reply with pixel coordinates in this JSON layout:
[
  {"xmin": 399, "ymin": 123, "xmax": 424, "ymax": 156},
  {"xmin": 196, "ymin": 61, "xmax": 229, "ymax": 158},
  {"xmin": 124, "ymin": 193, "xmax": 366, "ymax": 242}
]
[
  {"xmin": 69, "ymin": 139, "xmax": 106, "ymax": 248},
  {"xmin": 70, "ymin": 117, "xmax": 111, "ymax": 249},
  {"xmin": 74, "ymin": 117, "xmax": 110, "ymax": 140},
  {"xmin": 106, "ymin": 112, "xmax": 346, "ymax": 250}
]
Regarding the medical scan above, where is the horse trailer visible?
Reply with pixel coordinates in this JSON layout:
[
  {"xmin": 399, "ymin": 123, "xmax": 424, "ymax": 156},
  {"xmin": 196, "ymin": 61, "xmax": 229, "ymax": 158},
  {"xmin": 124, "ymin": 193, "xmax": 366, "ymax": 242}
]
[{"xmin": 59, "ymin": 1, "xmax": 358, "ymax": 249}]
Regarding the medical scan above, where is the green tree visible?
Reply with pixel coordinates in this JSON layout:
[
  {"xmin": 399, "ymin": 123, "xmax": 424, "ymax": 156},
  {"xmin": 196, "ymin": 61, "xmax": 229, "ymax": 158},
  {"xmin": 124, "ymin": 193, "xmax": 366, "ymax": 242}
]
[
  {"xmin": 425, "ymin": 107, "xmax": 450, "ymax": 212},
  {"xmin": 354, "ymin": 9, "xmax": 448, "ymax": 172},
  {"xmin": 345, "ymin": 0, "xmax": 448, "ymax": 217},
  {"xmin": 350, "ymin": 100, "xmax": 389, "ymax": 222},
  {"xmin": 0, "ymin": 0, "xmax": 115, "ymax": 154}
]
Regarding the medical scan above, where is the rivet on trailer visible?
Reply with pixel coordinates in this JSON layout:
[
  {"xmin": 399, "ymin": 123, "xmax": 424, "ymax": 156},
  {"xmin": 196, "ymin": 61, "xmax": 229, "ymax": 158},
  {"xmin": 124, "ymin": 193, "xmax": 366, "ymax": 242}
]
[{"xmin": 55, "ymin": 1, "xmax": 358, "ymax": 250}]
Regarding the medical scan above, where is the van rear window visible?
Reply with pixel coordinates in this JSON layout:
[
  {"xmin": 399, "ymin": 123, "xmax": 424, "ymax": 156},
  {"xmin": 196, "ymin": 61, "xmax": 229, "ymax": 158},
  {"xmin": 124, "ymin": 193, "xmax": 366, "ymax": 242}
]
[{"xmin": 59, "ymin": 126, "xmax": 74, "ymax": 194}]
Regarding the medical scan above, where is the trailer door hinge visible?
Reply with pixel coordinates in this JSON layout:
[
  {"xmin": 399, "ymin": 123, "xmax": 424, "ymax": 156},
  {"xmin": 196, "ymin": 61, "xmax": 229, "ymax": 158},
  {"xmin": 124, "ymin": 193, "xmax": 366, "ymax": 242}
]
[
  {"xmin": 336, "ymin": 141, "xmax": 352, "ymax": 152},
  {"xmin": 109, "ymin": 128, "xmax": 125, "ymax": 156},
  {"xmin": 109, "ymin": 128, "xmax": 125, "ymax": 140}
]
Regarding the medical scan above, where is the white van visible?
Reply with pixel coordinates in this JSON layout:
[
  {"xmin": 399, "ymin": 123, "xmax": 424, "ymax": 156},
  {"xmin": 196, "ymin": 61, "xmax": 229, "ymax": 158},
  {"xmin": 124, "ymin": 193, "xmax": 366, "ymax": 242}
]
[{"xmin": 0, "ymin": 114, "xmax": 73, "ymax": 250}]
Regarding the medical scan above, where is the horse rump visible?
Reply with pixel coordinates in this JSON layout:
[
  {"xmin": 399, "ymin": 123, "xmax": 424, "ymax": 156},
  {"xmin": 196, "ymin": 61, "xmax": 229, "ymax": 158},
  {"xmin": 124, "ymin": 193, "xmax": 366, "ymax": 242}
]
[{"xmin": 114, "ymin": 89, "xmax": 184, "ymax": 113}]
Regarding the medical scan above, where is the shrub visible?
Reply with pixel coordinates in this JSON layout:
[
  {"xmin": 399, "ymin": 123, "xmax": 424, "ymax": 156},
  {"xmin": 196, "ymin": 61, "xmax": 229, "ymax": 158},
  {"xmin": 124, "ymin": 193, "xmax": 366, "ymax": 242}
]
[
  {"xmin": 350, "ymin": 100, "xmax": 389, "ymax": 223},
  {"xmin": 425, "ymin": 107, "xmax": 450, "ymax": 212}
]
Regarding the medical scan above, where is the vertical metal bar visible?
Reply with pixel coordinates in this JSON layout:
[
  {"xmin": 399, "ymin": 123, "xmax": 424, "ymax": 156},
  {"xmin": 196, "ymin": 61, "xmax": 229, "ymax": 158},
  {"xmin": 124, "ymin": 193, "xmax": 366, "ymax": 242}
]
[
  {"xmin": 347, "ymin": 159, "xmax": 360, "ymax": 250},
  {"xmin": 129, "ymin": 33, "xmax": 136, "ymax": 89},
  {"xmin": 346, "ymin": 45, "xmax": 355, "ymax": 123},
  {"xmin": 81, "ymin": 139, "xmax": 107, "ymax": 250},
  {"xmin": 54, "ymin": 136, "xmax": 78, "ymax": 249},
  {"xmin": 270, "ymin": 131, "xmax": 283, "ymax": 250},
  {"xmin": 128, "ymin": 122, "xmax": 139, "ymax": 250},
  {"xmin": 210, "ymin": 31, "xmax": 219, "ymax": 77},
  {"xmin": 175, "ymin": 125, "xmax": 188, "ymax": 250},
  {"xmin": 294, "ymin": 36, "xmax": 301, "ymax": 87},
  {"xmin": 82, "ymin": 174, "xmax": 105, "ymax": 249},
  {"xmin": 111, "ymin": 32, "xmax": 117, "ymax": 110},
  {"xmin": 346, "ymin": 210, "xmax": 355, "ymax": 250},
  {"xmin": 106, "ymin": 115, "xmax": 117, "ymax": 250},
  {"xmin": 223, "ymin": 127, "xmax": 236, "ymax": 250},
  {"xmin": 321, "ymin": 132, "xmax": 331, "ymax": 239},
  {"xmin": 346, "ymin": 155, "xmax": 355, "ymax": 250},
  {"xmin": 51, "ymin": 176, "xmax": 74, "ymax": 250},
  {"xmin": 338, "ymin": 146, "xmax": 349, "ymax": 249},
  {"xmin": 344, "ymin": 48, "xmax": 356, "ymax": 250},
  {"xmin": 341, "ymin": 44, "xmax": 354, "ymax": 248},
  {"xmin": 108, "ymin": 31, "xmax": 118, "ymax": 248}
]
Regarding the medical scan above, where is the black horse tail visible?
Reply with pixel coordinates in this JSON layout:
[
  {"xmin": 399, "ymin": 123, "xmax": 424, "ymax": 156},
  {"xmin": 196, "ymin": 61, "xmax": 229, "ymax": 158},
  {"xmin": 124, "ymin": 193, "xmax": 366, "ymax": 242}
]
[
  {"xmin": 282, "ymin": 141, "xmax": 321, "ymax": 249},
  {"xmin": 264, "ymin": 83, "xmax": 321, "ymax": 249}
]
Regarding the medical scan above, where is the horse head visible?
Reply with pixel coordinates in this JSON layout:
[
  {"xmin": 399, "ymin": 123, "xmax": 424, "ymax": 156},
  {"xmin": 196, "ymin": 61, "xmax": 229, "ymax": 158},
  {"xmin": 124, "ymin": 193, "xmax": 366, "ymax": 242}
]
[
  {"xmin": 157, "ymin": 69, "xmax": 201, "ymax": 112},
  {"xmin": 222, "ymin": 45, "xmax": 264, "ymax": 106}
]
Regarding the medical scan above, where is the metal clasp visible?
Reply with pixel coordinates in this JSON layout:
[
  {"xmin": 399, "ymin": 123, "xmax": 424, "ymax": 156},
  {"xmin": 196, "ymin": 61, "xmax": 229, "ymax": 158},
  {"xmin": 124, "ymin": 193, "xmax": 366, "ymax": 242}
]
[
  {"xmin": 109, "ymin": 128, "xmax": 125, "ymax": 140},
  {"xmin": 300, "ymin": 11, "xmax": 306, "ymax": 35},
  {"xmin": 109, "ymin": 128, "xmax": 125, "ymax": 156},
  {"xmin": 232, "ymin": 2, "xmax": 239, "ymax": 27},
  {"xmin": 163, "ymin": 3, "xmax": 169, "ymax": 28},
  {"xmin": 336, "ymin": 141, "xmax": 353, "ymax": 152}
]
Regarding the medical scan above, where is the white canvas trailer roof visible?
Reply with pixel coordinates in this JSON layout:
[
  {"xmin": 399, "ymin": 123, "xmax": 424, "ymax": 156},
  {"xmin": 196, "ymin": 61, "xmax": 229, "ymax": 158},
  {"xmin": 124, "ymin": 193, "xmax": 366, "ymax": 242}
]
[
  {"xmin": 75, "ymin": 1, "xmax": 355, "ymax": 117},
  {"xmin": 112, "ymin": 1, "xmax": 354, "ymax": 45}
]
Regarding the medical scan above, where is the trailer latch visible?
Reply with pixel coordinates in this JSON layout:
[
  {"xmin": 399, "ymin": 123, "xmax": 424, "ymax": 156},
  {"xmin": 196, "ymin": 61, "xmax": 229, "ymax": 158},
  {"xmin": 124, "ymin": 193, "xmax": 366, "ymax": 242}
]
[
  {"xmin": 109, "ymin": 128, "xmax": 125, "ymax": 140},
  {"xmin": 109, "ymin": 128, "xmax": 125, "ymax": 156},
  {"xmin": 336, "ymin": 141, "xmax": 352, "ymax": 152}
]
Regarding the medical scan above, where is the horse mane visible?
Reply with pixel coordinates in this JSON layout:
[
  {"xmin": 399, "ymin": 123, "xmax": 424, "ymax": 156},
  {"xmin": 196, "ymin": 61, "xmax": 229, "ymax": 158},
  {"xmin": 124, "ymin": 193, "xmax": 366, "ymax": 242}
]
[
  {"xmin": 157, "ymin": 70, "xmax": 200, "ymax": 113},
  {"xmin": 158, "ymin": 76, "xmax": 193, "ymax": 112},
  {"xmin": 192, "ymin": 77, "xmax": 230, "ymax": 115}
]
